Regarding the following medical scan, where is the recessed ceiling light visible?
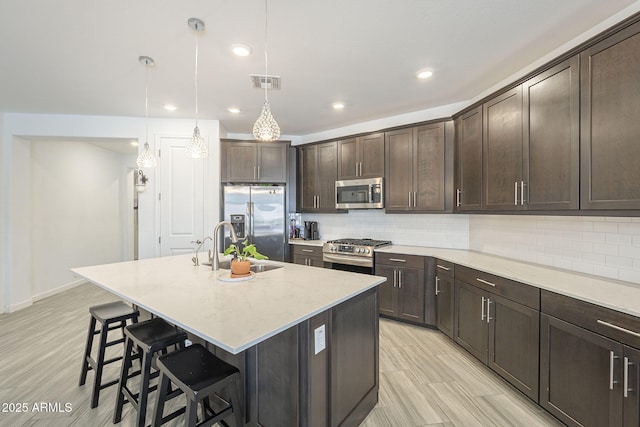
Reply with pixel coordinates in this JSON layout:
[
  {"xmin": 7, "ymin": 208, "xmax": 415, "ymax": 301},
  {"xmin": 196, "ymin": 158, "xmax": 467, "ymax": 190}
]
[
  {"xmin": 227, "ymin": 107, "xmax": 241, "ymax": 114},
  {"xmin": 231, "ymin": 44, "xmax": 252, "ymax": 57},
  {"xmin": 164, "ymin": 104, "xmax": 177, "ymax": 111},
  {"xmin": 332, "ymin": 102, "xmax": 345, "ymax": 110},
  {"xmin": 417, "ymin": 70, "xmax": 433, "ymax": 79}
]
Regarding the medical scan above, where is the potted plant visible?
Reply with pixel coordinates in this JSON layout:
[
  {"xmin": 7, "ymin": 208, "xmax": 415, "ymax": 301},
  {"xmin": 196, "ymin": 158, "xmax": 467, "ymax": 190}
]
[{"xmin": 223, "ymin": 240, "xmax": 268, "ymax": 276}]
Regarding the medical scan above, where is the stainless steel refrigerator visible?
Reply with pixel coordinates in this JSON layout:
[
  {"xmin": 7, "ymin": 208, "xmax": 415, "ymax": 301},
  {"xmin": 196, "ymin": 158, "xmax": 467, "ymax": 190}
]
[{"xmin": 222, "ymin": 185, "xmax": 286, "ymax": 261}]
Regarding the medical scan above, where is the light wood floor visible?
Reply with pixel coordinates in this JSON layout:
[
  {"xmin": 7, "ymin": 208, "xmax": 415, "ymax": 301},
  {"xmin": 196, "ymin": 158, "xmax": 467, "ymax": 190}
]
[{"xmin": 0, "ymin": 283, "xmax": 563, "ymax": 427}]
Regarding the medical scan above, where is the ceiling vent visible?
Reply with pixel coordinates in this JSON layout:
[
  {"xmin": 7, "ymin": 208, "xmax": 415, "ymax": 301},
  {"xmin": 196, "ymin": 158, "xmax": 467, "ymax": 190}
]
[{"xmin": 250, "ymin": 74, "xmax": 281, "ymax": 90}]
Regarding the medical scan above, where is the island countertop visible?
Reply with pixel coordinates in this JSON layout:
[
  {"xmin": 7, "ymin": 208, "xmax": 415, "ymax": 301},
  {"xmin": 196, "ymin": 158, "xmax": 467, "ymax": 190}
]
[{"xmin": 72, "ymin": 255, "xmax": 385, "ymax": 354}]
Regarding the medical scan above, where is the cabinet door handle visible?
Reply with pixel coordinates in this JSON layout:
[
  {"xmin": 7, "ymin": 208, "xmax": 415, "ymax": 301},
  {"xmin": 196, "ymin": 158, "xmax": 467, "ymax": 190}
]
[
  {"xmin": 597, "ymin": 319, "xmax": 640, "ymax": 338},
  {"xmin": 435, "ymin": 276, "xmax": 440, "ymax": 295},
  {"xmin": 254, "ymin": 166, "xmax": 258, "ymax": 180},
  {"xmin": 520, "ymin": 180, "xmax": 526, "ymax": 205},
  {"xmin": 389, "ymin": 258, "xmax": 407, "ymax": 263},
  {"xmin": 476, "ymin": 278, "xmax": 496, "ymax": 287},
  {"xmin": 408, "ymin": 192, "xmax": 412, "ymax": 207},
  {"xmin": 437, "ymin": 264, "xmax": 450, "ymax": 271},
  {"xmin": 624, "ymin": 356, "xmax": 631, "ymax": 398},
  {"xmin": 398, "ymin": 270, "xmax": 402, "ymax": 288},
  {"xmin": 393, "ymin": 269, "xmax": 398, "ymax": 287},
  {"xmin": 456, "ymin": 189, "xmax": 461, "ymax": 207},
  {"xmin": 257, "ymin": 165, "xmax": 261, "ymax": 179},
  {"xmin": 355, "ymin": 162, "xmax": 359, "ymax": 176},
  {"xmin": 514, "ymin": 181, "xmax": 519, "ymax": 206},
  {"xmin": 610, "ymin": 351, "xmax": 619, "ymax": 390},
  {"xmin": 486, "ymin": 298, "xmax": 492, "ymax": 324},
  {"xmin": 359, "ymin": 162, "xmax": 363, "ymax": 176},
  {"xmin": 481, "ymin": 296, "xmax": 486, "ymax": 321},
  {"xmin": 413, "ymin": 192, "xmax": 417, "ymax": 208}
]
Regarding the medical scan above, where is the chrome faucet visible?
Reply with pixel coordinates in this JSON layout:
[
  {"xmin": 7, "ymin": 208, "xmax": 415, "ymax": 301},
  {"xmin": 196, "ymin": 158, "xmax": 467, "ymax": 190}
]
[{"xmin": 212, "ymin": 221, "xmax": 239, "ymax": 271}]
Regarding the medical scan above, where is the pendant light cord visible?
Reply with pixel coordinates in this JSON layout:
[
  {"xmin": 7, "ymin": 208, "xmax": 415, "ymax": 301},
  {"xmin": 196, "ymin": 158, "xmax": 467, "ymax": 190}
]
[
  {"xmin": 264, "ymin": 0, "xmax": 269, "ymax": 102},
  {"xmin": 194, "ymin": 28, "xmax": 199, "ymax": 126},
  {"xmin": 145, "ymin": 62, "xmax": 149, "ymax": 143}
]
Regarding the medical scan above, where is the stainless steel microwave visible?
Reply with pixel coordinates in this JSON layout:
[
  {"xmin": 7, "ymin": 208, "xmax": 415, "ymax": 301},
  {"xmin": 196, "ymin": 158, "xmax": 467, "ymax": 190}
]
[{"xmin": 335, "ymin": 177, "xmax": 384, "ymax": 209}]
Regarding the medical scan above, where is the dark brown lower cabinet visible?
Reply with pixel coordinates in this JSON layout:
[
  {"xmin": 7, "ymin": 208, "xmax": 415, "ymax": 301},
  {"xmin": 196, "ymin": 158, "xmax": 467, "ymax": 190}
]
[
  {"xmin": 454, "ymin": 276, "xmax": 539, "ymax": 401},
  {"xmin": 540, "ymin": 306, "xmax": 640, "ymax": 426},
  {"xmin": 375, "ymin": 254, "xmax": 427, "ymax": 324},
  {"xmin": 292, "ymin": 245, "xmax": 325, "ymax": 267},
  {"xmin": 435, "ymin": 260, "xmax": 455, "ymax": 339}
]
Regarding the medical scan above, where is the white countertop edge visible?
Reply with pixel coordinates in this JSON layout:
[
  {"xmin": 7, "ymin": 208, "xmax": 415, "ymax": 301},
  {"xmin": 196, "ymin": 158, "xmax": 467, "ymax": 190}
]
[
  {"xmin": 376, "ymin": 245, "xmax": 640, "ymax": 318},
  {"xmin": 289, "ymin": 239, "xmax": 325, "ymax": 247}
]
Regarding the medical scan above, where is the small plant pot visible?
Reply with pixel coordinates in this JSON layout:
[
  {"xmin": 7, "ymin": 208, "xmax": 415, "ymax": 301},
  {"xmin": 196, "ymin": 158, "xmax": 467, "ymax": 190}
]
[{"xmin": 231, "ymin": 259, "xmax": 251, "ymax": 277}]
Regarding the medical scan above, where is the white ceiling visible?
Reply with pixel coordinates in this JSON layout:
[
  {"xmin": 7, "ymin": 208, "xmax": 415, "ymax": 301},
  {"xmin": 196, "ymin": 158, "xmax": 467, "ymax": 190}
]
[{"xmin": 1, "ymin": 0, "xmax": 639, "ymax": 137}]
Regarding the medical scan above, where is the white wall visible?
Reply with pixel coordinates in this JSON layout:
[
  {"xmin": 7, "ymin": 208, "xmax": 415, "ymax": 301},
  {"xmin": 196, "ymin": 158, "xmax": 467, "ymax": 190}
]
[
  {"xmin": 1, "ymin": 113, "xmax": 221, "ymax": 312},
  {"xmin": 30, "ymin": 140, "xmax": 133, "ymax": 300},
  {"xmin": 469, "ymin": 215, "xmax": 640, "ymax": 284}
]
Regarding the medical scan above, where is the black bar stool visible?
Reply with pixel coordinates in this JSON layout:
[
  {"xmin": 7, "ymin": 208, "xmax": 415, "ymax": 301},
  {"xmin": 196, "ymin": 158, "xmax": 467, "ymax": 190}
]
[
  {"xmin": 152, "ymin": 343, "xmax": 242, "ymax": 427},
  {"xmin": 113, "ymin": 317, "xmax": 188, "ymax": 427},
  {"xmin": 79, "ymin": 301, "xmax": 139, "ymax": 408}
]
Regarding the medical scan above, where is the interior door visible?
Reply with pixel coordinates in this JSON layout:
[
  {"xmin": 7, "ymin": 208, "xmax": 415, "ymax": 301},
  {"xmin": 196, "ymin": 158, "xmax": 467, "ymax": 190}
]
[{"xmin": 159, "ymin": 135, "xmax": 205, "ymax": 256}]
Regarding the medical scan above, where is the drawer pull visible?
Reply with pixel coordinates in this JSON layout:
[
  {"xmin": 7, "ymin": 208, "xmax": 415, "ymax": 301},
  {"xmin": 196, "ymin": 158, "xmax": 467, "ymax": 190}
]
[
  {"xmin": 597, "ymin": 320, "xmax": 640, "ymax": 338},
  {"xmin": 437, "ymin": 264, "xmax": 450, "ymax": 271},
  {"xmin": 301, "ymin": 249, "xmax": 314, "ymax": 253},
  {"xmin": 389, "ymin": 258, "xmax": 407, "ymax": 263},
  {"xmin": 476, "ymin": 278, "xmax": 496, "ymax": 287}
]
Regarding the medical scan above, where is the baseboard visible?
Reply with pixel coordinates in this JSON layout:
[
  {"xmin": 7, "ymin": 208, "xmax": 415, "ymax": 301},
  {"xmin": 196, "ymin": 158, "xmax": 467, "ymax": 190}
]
[
  {"xmin": 8, "ymin": 298, "xmax": 33, "ymax": 313},
  {"xmin": 32, "ymin": 278, "xmax": 86, "ymax": 303}
]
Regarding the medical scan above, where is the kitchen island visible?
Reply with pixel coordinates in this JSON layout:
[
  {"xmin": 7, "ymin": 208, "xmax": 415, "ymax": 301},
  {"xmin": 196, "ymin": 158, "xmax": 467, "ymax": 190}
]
[{"xmin": 72, "ymin": 254, "xmax": 385, "ymax": 427}]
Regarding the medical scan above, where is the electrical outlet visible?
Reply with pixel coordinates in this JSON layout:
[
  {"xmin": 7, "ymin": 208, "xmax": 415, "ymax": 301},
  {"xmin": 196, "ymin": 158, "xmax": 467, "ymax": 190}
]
[{"xmin": 185, "ymin": 339, "xmax": 193, "ymax": 347}]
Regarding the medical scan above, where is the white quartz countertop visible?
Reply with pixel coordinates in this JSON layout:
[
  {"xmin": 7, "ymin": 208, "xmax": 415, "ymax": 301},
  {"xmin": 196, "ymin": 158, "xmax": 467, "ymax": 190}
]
[
  {"xmin": 289, "ymin": 239, "xmax": 325, "ymax": 247},
  {"xmin": 72, "ymin": 254, "xmax": 385, "ymax": 354},
  {"xmin": 377, "ymin": 245, "xmax": 640, "ymax": 317}
]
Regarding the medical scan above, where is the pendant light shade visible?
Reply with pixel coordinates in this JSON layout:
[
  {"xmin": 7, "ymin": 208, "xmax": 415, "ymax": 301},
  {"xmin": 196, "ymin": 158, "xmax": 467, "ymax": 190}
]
[
  {"xmin": 185, "ymin": 18, "xmax": 208, "ymax": 158},
  {"xmin": 253, "ymin": 0, "xmax": 280, "ymax": 141},
  {"xmin": 253, "ymin": 99, "xmax": 280, "ymax": 141},
  {"xmin": 136, "ymin": 56, "xmax": 157, "ymax": 168}
]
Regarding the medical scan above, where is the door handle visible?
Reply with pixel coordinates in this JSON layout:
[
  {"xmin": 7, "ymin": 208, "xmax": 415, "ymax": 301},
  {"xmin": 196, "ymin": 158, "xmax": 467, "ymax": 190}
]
[
  {"xmin": 520, "ymin": 180, "xmax": 526, "ymax": 205},
  {"xmin": 456, "ymin": 189, "xmax": 461, "ymax": 207},
  {"xmin": 514, "ymin": 181, "xmax": 519, "ymax": 206},
  {"xmin": 393, "ymin": 269, "xmax": 398, "ymax": 287},
  {"xmin": 481, "ymin": 296, "xmax": 486, "ymax": 321},
  {"xmin": 624, "ymin": 356, "xmax": 631, "ymax": 398},
  {"xmin": 413, "ymin": 192, "xmax": 417, "ymax": 208},
  {"xmin": 435, "ymin": 276, "xmax": 440, "ymax": 295},
  {"xmin": 610, "ymin": 351, "xmax": 619, "ymax": 390},
  {"xmin": 257, "ymin": 165, "xmax": 261, "ymax": 179},
  {"xmin": 408, "ymin": 192, "xmax": 412, "ymax": 208},
  {"xmin": 486, "ymin": 298, "xmax": 492, "ymax": 323},
  {"xmin": 398, "ymin": 270, "xmax": 402, "ymax": 288}
]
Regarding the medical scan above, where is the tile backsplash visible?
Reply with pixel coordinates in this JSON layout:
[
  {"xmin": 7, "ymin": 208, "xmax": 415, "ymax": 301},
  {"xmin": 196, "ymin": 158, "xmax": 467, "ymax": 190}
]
[
  {"xmin": 299, "ymin": 211, "xmax": 640, "ymax": 284},
  {"xmin": 299, "ymin": 211, "xmax": 470, "ymax": 249},
  {"xmin": 469, "ymin": 215, "xmax": 640, "ymax": 284}
]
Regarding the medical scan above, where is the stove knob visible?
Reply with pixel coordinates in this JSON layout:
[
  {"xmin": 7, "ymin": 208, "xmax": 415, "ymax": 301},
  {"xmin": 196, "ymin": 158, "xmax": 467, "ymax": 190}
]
[
  {"xmin": 355, "ymin": 248, "xmax": 361, "ymax": 253},
  {"xmin": 365, "ymin": 249, "xmax": 370, "ymax": 254}
]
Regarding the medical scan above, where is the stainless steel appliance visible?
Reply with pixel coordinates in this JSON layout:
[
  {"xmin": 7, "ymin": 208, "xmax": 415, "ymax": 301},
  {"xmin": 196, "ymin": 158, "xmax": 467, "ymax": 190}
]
[
  {"xmin": 323, "ymin": 238, "xmax": 391, "ymax": 274},
  {"xmin": 335, "ymin": 177, "xmax": 384, "ymax": 209},
  {"xmin": 222, "ymin": 185, "xmax": 286, "ymax": 261},
  {"xmin": 304, "ymin": 221, "xmax": 319, "ymax": 240}
]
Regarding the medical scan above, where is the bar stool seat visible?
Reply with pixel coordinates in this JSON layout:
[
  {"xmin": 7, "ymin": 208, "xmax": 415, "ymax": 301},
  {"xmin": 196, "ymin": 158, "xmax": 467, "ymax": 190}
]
[
  {"xmin": 113, "ymin": 317, "xmax": 188, "ymax": 427},
  {"xmin": 79, "ymin": 301, "xmax": 139, "ymax": 408},
  {"xmin": 152, "ymin": 343, "xmax": 242, "ymax": 427}
]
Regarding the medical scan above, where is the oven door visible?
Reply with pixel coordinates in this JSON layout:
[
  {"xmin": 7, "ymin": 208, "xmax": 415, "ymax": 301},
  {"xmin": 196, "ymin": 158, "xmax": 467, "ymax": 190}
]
[{"xmin": 323, "ymin": 253, "xmax": 374, "ymax": 275}]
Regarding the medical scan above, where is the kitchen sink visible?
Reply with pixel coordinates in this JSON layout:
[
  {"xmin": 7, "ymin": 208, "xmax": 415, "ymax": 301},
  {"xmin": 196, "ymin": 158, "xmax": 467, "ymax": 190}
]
[{"xmin": 202, "ymin": 260, "xmax": 282, "ymax": 273}]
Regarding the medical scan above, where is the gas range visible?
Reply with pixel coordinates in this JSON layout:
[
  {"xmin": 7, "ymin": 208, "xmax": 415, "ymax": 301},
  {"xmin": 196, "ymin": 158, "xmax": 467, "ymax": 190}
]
[{"xmin": 323, "ymin": 238, "xmax": 392, "ymax": 269}]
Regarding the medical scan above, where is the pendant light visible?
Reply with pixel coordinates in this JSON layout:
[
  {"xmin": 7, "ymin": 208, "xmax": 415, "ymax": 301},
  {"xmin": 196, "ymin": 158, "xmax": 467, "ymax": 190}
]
[
  {"xmin": 253, "ymin": 0, "xmax": 280, "ymax": 142},
  {"xmin": 185, "ymin": 18, "xmax": 209, "ymax": 159},
  {"xmin": 136, "ymin": 56, "xmax": 157, "ymax": 168}
]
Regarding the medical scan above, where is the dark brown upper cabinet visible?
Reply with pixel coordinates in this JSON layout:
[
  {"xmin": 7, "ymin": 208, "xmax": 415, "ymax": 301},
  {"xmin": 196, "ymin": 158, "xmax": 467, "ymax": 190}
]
[
  {"xmin": 298, "ymin": 141, "xmax": 338, "ymax": 212},
  {"xmin": 385, "ymin": 122, "xmax": 448, "ymax": 212},
  {"xmin": 580, "ymin": 20, "xmax": 640, "ymax": 210},
  {"xmin": 483, "ymin": 87, "xmax": 524, "ymax": 211},
  {"xmin": 221, "ymin": 141, "xmax": 288, "ymax": 183},
  {"xmin": 523, "ymin": 55, "xmax": 580, "ymax": 211},
  {"xmin": 455, "ymin": 106, "xmax": 483, "ymax": 211},
  {"xmin": 337, "ymin": 133, "xmax": 384, "ymax": 180}
]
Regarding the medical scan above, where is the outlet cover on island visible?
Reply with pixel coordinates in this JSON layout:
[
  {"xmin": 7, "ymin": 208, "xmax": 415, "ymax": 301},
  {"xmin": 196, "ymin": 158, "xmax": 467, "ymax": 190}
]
[{"xmin": 314, "ymin": 324, "xmax": 326, "ymax": 355}]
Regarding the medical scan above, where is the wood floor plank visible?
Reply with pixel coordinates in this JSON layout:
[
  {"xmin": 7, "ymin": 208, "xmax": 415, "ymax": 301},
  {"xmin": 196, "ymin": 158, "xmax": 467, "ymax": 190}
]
[{"xmin": 0, "ymin": 284, "xmax": 563, "ymax": 426}]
